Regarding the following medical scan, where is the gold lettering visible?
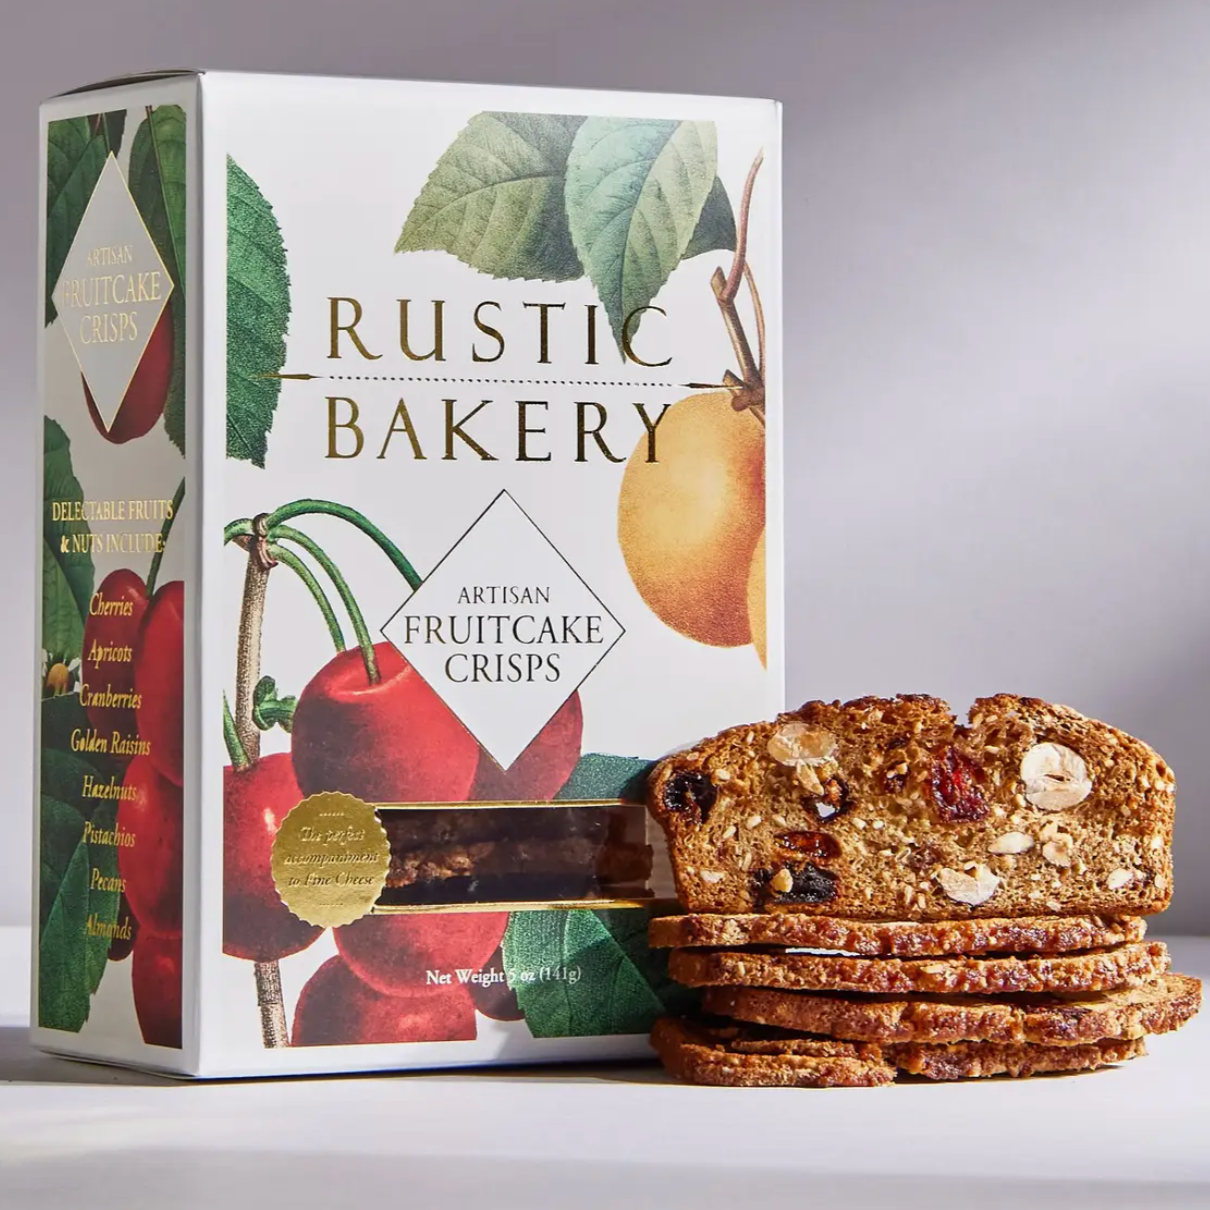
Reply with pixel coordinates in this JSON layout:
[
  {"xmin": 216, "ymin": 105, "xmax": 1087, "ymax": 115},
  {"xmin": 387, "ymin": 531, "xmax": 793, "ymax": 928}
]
[
  {"xmin": 377, "ymin": 400, "xmax": 426, "ymax": 459},
  {"xmin": 399, "ymin": 299, "xmax": 445, "ymax": 361},
  {"xmin": 621, "ymin": 305, "xmax": 671, "ymax": 367},
  {"xmin": 328, "ymin": 297, "xmax": 381, "ymax": 360},
  {"xmin": 443, "ymin": 399, "xmax": 496, "ymax": 461},
  {"xmin": 472, "ymin": 301, "xmax": 505, "ymax": 363},
  {"xmin": 523, "ymin": 301, "xmax": 565, "ymax": 364},
  {"xmin": 575, "ymin": 402, "xmax": 624, "ymax": 463},
  {"xmin": 633, "ymin": 402, "xmax": 672, "ymax": 463},
  {"xmin": 516, "ymin": 401, "xmax": 551, "ymax": 462},
  {"xmin": 326, "ymin": 397, "xmax": 364, "ymax": 458}
]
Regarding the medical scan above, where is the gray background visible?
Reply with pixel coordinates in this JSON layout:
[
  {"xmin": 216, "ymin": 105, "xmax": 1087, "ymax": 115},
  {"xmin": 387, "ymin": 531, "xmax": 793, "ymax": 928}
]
[{"xmin": 2, "ymin": 0, "xmax": 1207, "ymax": 931}]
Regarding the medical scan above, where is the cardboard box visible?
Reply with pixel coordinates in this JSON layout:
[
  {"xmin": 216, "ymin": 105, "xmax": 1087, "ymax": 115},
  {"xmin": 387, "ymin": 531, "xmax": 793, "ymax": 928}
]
[{"xmin": 34, "ymin": 70, "xmax": 782, "ymax": 1076}]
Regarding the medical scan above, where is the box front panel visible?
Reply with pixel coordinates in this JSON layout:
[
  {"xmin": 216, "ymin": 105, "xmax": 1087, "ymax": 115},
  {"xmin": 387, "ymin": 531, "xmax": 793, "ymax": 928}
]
[
  {"xmin": 209, "ymin": 77, "xmax": 781, "ymax": 1074},
  {"xmin": 34, "ymin": 85, "xmax": 192, "ymax": 1068}
]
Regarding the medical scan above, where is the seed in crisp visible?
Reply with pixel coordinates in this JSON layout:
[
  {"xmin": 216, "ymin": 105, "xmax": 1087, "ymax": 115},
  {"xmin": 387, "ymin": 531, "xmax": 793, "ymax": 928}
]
[{"xmin": 769, "ymin": 868, "xmax": 794, "ymax": 894}]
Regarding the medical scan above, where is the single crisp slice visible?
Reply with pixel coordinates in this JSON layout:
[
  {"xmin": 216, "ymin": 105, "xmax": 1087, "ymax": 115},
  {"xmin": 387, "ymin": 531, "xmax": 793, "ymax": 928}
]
[
  {"xmin": 649, "ymin": 913, "xmax": 1147, "ymax": 956},
  {"xmin": 886, "ymin": 1037, "xmax": 1145, "ymax": 1080},
  {"xmin": 705, "ymin": 972, "xmax": 1202, "ymax": 1044},
  {"xmin": 669, "ymin": 941, "xmax": 1169, "ymax": 996},
  {"xmin": 650, "ymin": 1017, "xmax": 894, "ymax": 1087},
  {"xmin": 647, "ymin": 694, "xmax": 1175, "ymax": 919}
]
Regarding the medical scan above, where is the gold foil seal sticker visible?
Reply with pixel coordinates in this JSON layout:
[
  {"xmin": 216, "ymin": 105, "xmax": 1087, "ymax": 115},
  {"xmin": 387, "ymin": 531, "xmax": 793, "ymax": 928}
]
[{"xmin": 271, "ymin": 793, "xmax": 389, "ymax": 928}]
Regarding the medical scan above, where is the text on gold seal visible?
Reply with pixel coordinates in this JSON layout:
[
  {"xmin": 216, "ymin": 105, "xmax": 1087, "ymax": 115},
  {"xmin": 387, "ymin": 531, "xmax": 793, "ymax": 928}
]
[{"xmin": 270, "ymin": 793, "xmax": 389, "ymax": 928}]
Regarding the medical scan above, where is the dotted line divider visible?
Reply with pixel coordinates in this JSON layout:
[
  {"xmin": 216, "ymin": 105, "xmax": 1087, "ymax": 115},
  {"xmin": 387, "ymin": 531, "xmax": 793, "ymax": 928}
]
[{"xmin": 324, "ymin": 375, "xmax": 679, "ymax": 388}]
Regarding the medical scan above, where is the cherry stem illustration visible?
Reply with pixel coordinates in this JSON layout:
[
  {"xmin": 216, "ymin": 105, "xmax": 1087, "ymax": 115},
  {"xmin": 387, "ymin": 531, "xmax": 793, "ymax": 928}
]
[
  {"xmin": 264, "ymin": 499, "xmax": 423, "ymax": 591},
  {"xmin": 146, "ymin": 478, "xmax": 185, "ymax": 597},
  {"xmin": 254, "ymin": 960, "xmax": 289, "ymax": 1049},
  {"xmin": 269, "ymin": 527, "xmax": 379, "ymax": 684},
  {"xmin": 223, "ymin": 694, "xmax": 251, "ymax": 770},
  {"xmin": 262, "ymin": 542, "xmax": 345, "ymax": 652},
  {"xmin": 233, "ymin": 515, "xmax": 274, "ymax": 764},
  {"xmin": 224, "ymin": 516, "xmax": 288, "ymax": 1048},
  {"xmin": 711, "ymin": 150, "xmax": 765, "ymax": 424}
]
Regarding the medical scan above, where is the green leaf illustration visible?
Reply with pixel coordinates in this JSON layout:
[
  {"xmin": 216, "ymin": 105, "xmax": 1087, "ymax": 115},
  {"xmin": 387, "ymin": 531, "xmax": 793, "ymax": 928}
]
[
  {"xmin": 94, "ymin": 110, "xmax": 126, "ymax": 158},
  {"xmin": 683, "ymin": 175, "xmax": 736, "ymax": 260},
  {"xmin": 227, "ymin": 156, "xmax": 291, "ymax": 466},
  {"xmin": 161, "ymin": 296, "xmax": 186, "ymax": 454},
  {"xmin": 555, "ymin": 753, "xmax": 653, "ymax": 802},
  {"xmin": 502, "ymin": 908, "xmax": 689, "ymax": 1037},
  {"xmin": 397, "ymin": 112, "xmax": 585, "ymax": 282},
  {"xmin": 128, "ymin": 105, "xmax": 186, "ymax": 287},
  {"xmin": 128, "ymin": 105, "xmax": 187, "ymax": 456},
  {"xmin": 38, "ymin": 800, "xmax": 121, "ymax": 1032},
  {"xmin": 45, "ymin": 117, "xmax": 110, "ymax": 325},
  {"xmin": 39, "ymin": 794, "xmax": 84, "ymax": 931},
  {"xmin": 565, "ymin": 118, "xmax": 718, "ymax": 353},
  {"xmin": 42, "ymin": 419, "xmax": 94, "ymax": 663}
]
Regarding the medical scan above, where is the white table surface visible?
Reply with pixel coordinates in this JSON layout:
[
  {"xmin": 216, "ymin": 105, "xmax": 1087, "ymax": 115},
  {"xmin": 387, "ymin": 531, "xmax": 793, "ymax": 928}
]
[{"xmin": 0, "ymin": 927, "xmax": 1206, "ymax": 1209}]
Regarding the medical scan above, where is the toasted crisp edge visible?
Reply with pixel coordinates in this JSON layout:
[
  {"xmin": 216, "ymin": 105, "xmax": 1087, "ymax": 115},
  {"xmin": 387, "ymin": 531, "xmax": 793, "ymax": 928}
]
[
  {"xmin": 649, "ymin": 913, "xmax": 1148, "ymax": 955},
  {"xmin": 705, "ymin": 973, "xmax": 1202, "ymax": 1045},
  {"xmin": 651, "ymin": 1018, "xmax": 1146, "ymax": 1085},
  {"xmin": 650, "ymin": 1018, "xmax": 894, "ymax": 1088},
  {"xmin": 887, "ymin": 1036, "xmax": 1146, "ymax": 1080},
  {"xmin": 669, "ymin": 941, "xmax": 1170, "ymax": 995}
]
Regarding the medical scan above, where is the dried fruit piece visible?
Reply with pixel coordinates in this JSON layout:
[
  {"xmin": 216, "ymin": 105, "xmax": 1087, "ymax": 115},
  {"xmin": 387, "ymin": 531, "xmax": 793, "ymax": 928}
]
[
  {"xmin": 662, "ymin": 771, "xmax": 717, "ymax": 823},
  {"xmin": 905, "ymin": 842, "xmax": 943, "ymax": 873},
  {"xmin": 805, "ymin": 775, "xmax": 851, "ymax": 822},
  {"xmin": 937, "ymin": 864, "xmax": 1000, "ymax": 907},
  {"xmin": 765, "ymin": 863, "xmax": 840, "ymax": 905},
  {"xmin": 1021, "ymin": 743, "xmax": 1092, "ymax": 811},
  {"xmin": 776, "ymin": 831, "xmax": 841, "ymax": 862},
  {"xmin": 988, "ymin": 831, "xmax": 1034, "ymax": 855},
  {"xmin": 767, "ymin": 723, "xmax": 837, "ymax": 767},
  {"xmin": 931, "ymin": 748, "xmax": 988, "ymax": 823}
]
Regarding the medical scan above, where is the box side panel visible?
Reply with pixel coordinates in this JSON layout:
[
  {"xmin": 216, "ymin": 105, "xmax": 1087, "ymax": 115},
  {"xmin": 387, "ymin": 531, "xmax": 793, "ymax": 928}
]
[
  {"xmin": 33, "ymin": 76, "xmax": 198, "ymax": 1076},
  {"xmin": 196, "ymin": 77, "xmax": 782, "ymax": 1077}
]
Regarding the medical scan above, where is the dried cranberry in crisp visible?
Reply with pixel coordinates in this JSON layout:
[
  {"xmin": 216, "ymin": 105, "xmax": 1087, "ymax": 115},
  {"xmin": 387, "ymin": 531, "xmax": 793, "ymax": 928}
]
[
  {"xmin": 931, "ymin": 748, "xmax": 989, "ymax": 822},
  {"xmin": 905, "ymin": 842, "xmax": 943, "ymax": 872},
  {"xmin": 805, "ymin": 775, "xmax": 851, "ymax": 822},
  {"xmin": 764, "ymin": 863, "xmax": 840, "ymax": 905},
  {"xmin": 661, "ymin": 771, "xmax": 717, "ymax": 823},
  {"xmin": 776, "ymin": 831, "xmax": 841, "ymax": 862}
]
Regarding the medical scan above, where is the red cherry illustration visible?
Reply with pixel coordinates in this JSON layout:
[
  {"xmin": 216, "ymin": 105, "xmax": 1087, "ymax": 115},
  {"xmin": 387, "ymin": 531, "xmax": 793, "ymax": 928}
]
[
  {"xmin": 223, "ymin": 754, "xmax": 322, "ymax": 962},
  {"xmin": 84, "ymin": 307, "xmax": 174, "ymax": 445},
  {"xmin": 291, "ymin": 643, "xmax": 478, "ymax": 803},
  {"xmin": 334, "ymin": 911, "xmax": 509, "ymax": 997},
  {"xmin": 81, "ymin": 569, "xmax": 148, "ymax": 747},
  {"xmin": 107, "ymin": 891, "xmax": 139, "ymax": 962},
  {"xmin": 132, "ymin": 930, "xmax": 182, "ymax": 1048},
  {"xmin": 133, "ymin": 579, "xmax": 184, "ymax": 786},
  {"xmin": 470, "ymin": 692, "xmax": 582, "ymax": 801},
  {"xmin": 117, "ymin": 755, "xmax": 183, "ymax": 938},
  {"xmin": 467, "ymin": 944, "xmax": 524, "ymax": 1021},
  {"xmin": 291, "ymin": 956, "xmax": 477, "ymax": 1047}
]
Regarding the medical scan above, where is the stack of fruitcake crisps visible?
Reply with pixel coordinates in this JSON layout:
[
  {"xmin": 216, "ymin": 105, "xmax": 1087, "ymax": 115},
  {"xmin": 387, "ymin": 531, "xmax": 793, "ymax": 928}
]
[{"xmin": 645, "ymin": 695, "xmax": 1202, "ymax": 1086}]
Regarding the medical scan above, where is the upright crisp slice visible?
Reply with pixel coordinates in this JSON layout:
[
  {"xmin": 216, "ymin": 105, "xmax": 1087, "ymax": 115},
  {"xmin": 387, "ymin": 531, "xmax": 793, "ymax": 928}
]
[{"xmin": 647, "ymin": 694, "xmax": 1175, "ymax": 919}]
